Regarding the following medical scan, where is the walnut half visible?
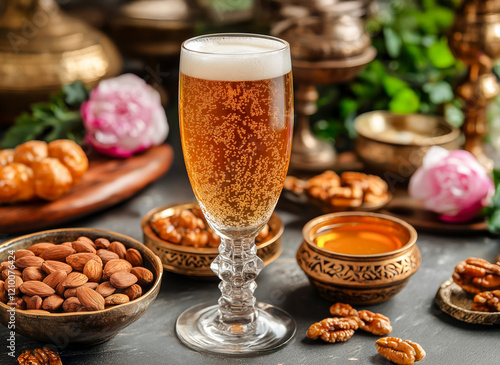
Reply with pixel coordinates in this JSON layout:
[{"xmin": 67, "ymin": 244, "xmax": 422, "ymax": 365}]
[
  {"xmin": 17, "ymin": 347, "xmax": 63, "ymax": 365},
  {"xmin": 306, "ymin": 317, "xmax": 359, "ymax": 343},
  {"xmin": 376, "ymin": 337, "xmax": 426, "ymax": 365}
]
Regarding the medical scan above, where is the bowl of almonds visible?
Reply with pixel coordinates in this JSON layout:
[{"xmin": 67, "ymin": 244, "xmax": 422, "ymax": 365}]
[
  {"xmin": 0, "ymin": 228, "xmax": 163, "ymax": 345},
  {"xmin": 142, "ymin": 202, "xmax": 284, "ymax": 278}
]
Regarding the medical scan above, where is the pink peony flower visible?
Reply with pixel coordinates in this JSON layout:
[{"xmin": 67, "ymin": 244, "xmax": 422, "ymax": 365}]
[
  {"xmin": 408, "ymin": 146, "xmax": 494, "ymax": 223},
  {"xmin": 81, "ymin": 74, "xmax": 169, "ymax": 158}
]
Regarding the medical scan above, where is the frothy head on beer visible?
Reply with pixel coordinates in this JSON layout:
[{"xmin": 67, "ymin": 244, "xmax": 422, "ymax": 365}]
[{"xmin": 180, "ymin": 34, "xmax": 291, "ymax": 82}]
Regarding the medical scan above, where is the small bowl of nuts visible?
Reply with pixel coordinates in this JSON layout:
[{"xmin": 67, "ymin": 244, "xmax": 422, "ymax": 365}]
[
  {"xmin": 142, "ymin": 203, "xmax": 284, "ymax": 278},
  {"xmin": 0, "ymin": 228, "xmax": 162, "ymax": 345},
  {"xmin": 297, "ymin": 212, "xmax": 421, "ymax": 305}
]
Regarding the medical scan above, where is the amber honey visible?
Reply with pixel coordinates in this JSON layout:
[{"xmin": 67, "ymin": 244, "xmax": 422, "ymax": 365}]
[{"xmin": 314, "ymin": 223, "xmax": 403, "ymax": 255}]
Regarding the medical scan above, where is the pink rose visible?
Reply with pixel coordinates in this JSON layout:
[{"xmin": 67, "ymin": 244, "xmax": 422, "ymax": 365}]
[
  {"xmin": 409, "ymin": 146, "xmax": 494, "ymax": 222},
  {"xmin": 81, "ymin": 74, "xmax": 169, "ymax": 158}
]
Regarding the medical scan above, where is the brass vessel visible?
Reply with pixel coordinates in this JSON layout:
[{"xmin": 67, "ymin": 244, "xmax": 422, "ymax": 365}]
[
  {"xmin": 0, "ymin": 0, "xmax": 122, "ymax": 126},
  {"xmin": 354, "ymin": 111, "xmax": 460, "ymax": 179},
  {"xmin": 448, "ymin": 0, "xmax": 500, "ymax": 171},
  {"xmin": 296, "ymin": 212, "xmax": 421, "ymax": 305},
  {"xmin": 142, "ymin": 203, "xmax": 284, "ymax": 278},
  {"xmin": 272, "ymin": 1, "xmax": 375, "ymax": 171}
]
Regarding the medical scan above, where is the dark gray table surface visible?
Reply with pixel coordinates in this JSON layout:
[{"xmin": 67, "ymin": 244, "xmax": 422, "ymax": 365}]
[{"xmin": 1, "ymin": 122, "xmax": 499, "ymax": 365}]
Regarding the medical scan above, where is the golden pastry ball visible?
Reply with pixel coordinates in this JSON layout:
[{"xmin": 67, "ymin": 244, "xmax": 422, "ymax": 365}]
[
  {"xmin": 48, "ymin": 139, "xmax": 89, "ymax": 183},
  {"xmin": 32, "ymin": 158, "xmax": 73, "ymax": 200},
  {"xmin": 0, "ymin": 149, "xmax": 14, "ymax": 167},
  {"xmin": 13, "ymin": 140, "xmax": 48, "ymax": 166},
  {"xmin": 0, "ymin": 163, "xmax": 36, "ymax": 203}
]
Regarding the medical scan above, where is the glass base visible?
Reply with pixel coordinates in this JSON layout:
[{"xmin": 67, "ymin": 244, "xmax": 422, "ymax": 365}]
[{"xmin": 176, "ymin": 302, "xmax": 296, "ymax": 355}]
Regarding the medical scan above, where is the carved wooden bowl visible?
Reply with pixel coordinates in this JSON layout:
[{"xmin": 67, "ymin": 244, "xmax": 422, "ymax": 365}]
[
  {"xmin": 142, "ymin": 203, "xmax": 283, "ymax": 278},
  {"xmin": 296, "ymin": 212, "xmax": 420, "ymax": 305},
  {"xmin": 0, "ymin": 228, "xmax": 163, "ymax": 345}
]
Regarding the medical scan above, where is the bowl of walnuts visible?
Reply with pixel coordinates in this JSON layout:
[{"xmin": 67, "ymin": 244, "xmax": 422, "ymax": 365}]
[
  {"xmin": 0, "ymin": 228, "xmax": 162, "ymax": 345},
  {"xmin": 142, "ymin": 202, "xmax": 284, "ymax": 278}
]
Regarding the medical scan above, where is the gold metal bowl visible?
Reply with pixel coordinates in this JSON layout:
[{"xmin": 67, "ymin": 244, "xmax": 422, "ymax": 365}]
[
  {"xmin": 296, "ymin": 212, "xmax": 421, "ymax": 305},
  {"xmin": 354, "ymin": 111, "xmax": 460, "ymax": 179},
  {"xmin": 0, "ymin": 228, "xmax": 163, "ymax": 345},
  {"xmin": 142, "ymin": 203, "xmax": 284, "ymax": 278}
]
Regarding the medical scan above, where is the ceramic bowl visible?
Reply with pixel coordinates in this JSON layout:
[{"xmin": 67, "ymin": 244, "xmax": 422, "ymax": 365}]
[
  {"xmin": 0, "ymin": 228, "xmax": 163, "ymax": 345},
  {"xmin": 296, "ymin": 212, "xmax": 421, "ymax": 305},
  {"xmin": 142, "ymin": 203, "xmax": 284, "ymax": 278},
  {"xmin": 354, "ymin": 111, "xmax": 460, "ymax": 180}
]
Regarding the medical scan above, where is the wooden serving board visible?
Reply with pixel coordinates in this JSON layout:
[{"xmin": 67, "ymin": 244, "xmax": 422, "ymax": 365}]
[{"xmin": 0, "ymin": 144, "xmax": 174, "ymax": 234}]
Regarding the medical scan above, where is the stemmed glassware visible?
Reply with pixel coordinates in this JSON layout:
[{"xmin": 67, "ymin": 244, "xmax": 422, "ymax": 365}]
[{"xmin": 176, "ymin": 33, "xmax": 296, "ymax": 354}]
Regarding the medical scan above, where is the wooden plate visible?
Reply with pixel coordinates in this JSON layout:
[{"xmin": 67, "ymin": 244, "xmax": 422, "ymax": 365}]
[
  {"xmin": 435, "ymin": 278, "xmax": 500, "ymax": 325},
  {"xmin": 0, "ymin": 144, "xmax": 173, "ymax": 234}
]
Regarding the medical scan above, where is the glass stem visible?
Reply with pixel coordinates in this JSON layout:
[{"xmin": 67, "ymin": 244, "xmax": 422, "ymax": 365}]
[{"xmin": 211, "ymin": 236, "xmax": 265, "ymax": 334}]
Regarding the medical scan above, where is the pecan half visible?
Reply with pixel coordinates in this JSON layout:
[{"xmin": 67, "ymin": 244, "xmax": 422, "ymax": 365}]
[
  {"xmin": 376, "ymin": 337, "xmax": 425, "ymax": 365},
  {"xmin": 329, "ymin": 302, "xmax": 358, "ymax": 317},
  {"xmin": 358, "ymin": 310, "xmax": 392, "ymax": 335},
  {"xmin": 472, "ymin": 290, "xmax": 500, "ymax": 312},
  {"xmin": 453, "ymin": 258, "xmax": 500, "ymax": 294},
  {"xmin": 17, "ymin": 347, "xmax": 63, "ymax": 365},
  {"xmin": 306, "ymin": 317, "xmax": 359, "ymax": 343}
]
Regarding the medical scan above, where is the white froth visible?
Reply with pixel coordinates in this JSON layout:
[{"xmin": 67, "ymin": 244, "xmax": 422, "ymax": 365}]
[{"xmin": 180, "ymin": 35, "xmax": 291, "ymax": 81}]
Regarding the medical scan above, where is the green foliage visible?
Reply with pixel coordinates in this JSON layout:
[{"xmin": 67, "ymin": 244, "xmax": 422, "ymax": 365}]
[
  {"xmin": 313, "ymin": 0, "xmax": 465, "ymax": 142},
  {"xmin": 0, "ymin": 82, "xmax": 87, "ymax": 148},
  {"xmin": 485, "ymin": 170, "xmax": 500, "ymax": 233}
]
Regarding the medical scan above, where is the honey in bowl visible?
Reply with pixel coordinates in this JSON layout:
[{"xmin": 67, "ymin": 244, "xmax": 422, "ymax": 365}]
[{"xmin": 314, "ymin": 223, "xmax": 403, "ymax": 255}]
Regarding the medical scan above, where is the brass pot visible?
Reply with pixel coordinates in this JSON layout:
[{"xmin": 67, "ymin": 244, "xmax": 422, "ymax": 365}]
[
  {"xmin": 142, "ymin": 203, "xmax": 284, "ymax": 278},
  {"xmin": 296, "ymin": 212, "xmax": 421, "ymax": 305},
  {"xmin": 354, "ymin": 111, "xmax": 460, "ymax": 180}
]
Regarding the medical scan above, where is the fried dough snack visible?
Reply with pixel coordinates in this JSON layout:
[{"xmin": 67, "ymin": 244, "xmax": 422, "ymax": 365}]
[{"xmin": 0, "ymin": 140, "xmax": 88, "ymax": 204}]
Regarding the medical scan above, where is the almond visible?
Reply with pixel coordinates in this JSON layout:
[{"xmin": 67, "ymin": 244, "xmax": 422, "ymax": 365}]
[
  {"xmin": 0, "ymin": 280, "xmax": 6, "ymax": 301},
  {"xmin": 125, "ymin": 248, "xmax": 143, "ymax": 267},
  {"xmin": 109, "ymin": 271, "xmax": 137, "ymax": 289},
  {"xmin": 4, "ymin": 275, "xmax": 23, "ymax": 295},
  {"xmin": 104, "ymin": 293, "xmax": 130, "ymax": 306},
  {"xmin": 41, "ymin": 245, "xmax": 76, "ymax": 262},
  {"xmin": 42, "ymin": 270, "xmax": 67, "ymax": 289},
  {"xmin": 76, "ymin": 286, "xmax": 105, "ymax": 311},
  {"xmin": 123, "ymin": 284, "xmax": 142, "ymax": 301},
  {"xmin": 76, "ymin": 236, "xmax": 95, "ymax": 247},
  {"xmin": 63, "ymin": 296, "xmax": 82, "ymax": 312},
  {"xmin": 15, "ymin": 256, "xmax": 44, "ymax": 269},
  {"xmin": 83, "ymin": 260, "xmax": 102, "ymax": 282},
  {"xmin": 0, "ymin": 261, "xmax": 10, "ymax": 272},
  {"xmin": 97, "ymin": 249, "xmax": 119, "ymax": 265},
  {"xmin": 72, "ymin": 240, "xmax": 96, "ymax": 254},
  {"xmin": 28, "ymin": 242, "xmax": 55, "ymax": 256},
  {"xmin": 24, "ymin": 295, "xmax": 43, "ymax": 310},
  {"xmin": 42, "ymin": 295, "xmax": 64, "ymax": 311},
  {"xmin": 103, "ymin": 259, "xmax": 132, "ymax": 279},
  {"xmin": 61, "ymin": 272, "xmax": 88, "ymax": 288},
  {"xmin": 61, "ymin": 241, "xmax": 74, "ymax": 247},
  {"xmin": 20, "ymin": 281, "xmax": 55, "ymax": 297},
  {"xmin": 95, "ymin": 238, "xmax": 110, "ymax": 250},
  {"xmin": 66, "ymin": 253, "xmax": 102, "ymax": 271},
  {"xmin": 13, "ymin": 250, "xmax": 35, "ymax": 261},
  {"xmin": 96, "ymin": 281, "xmax": 116, "ymax": 297},
  {"xmin": 22, "ymin": 267, "xmax": 45, "ymax": 282},
  {"xmin": 8, "ymin": 296, "xmax": 25, "ymax": 309},
  {"xmin": 64, "ymin": 282, "xmax": 98, "ymax": 298},
  {"xmin": 55, "ymin": 282, "xmax": 66, "ymax": 297},
  {"xmin": 2, "ymin": 269, "xmax": 21, "ymax": 280},
  {"xmin": 109, "ymin": 241, "xmax": 126, "ymax": 259},
  {"xmin": 42, "ymin": 260, "xmax": 73, "ymax": 275},
  {"xmin": 130, "ymin": 267, "xmax": 154, "ymax": 285}
]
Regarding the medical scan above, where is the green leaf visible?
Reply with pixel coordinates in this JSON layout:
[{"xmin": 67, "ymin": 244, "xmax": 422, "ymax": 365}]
[
  {"xmin": 423, "ymin": 81, "xmax": 454, "ymax": 104},
  {"xmin": 383, "ymin": 75, "xmax": 408, "ymax": 97},
  {"xmin": 389, "ymin": 87, "xmax": 420, "ymax": 114},
  {"xmin": 427, "ymin": 37, "xmax": 456, "ymax": 69},
  {"xmin": 487, "ymin": 209, "xmax": 500, "ymax": 234},
  {"xmin": 383, "ymin": 27, "xmax": 402, "ymax": 58},
  {"xmin": 339, "ymin": 99, "xmax": 358, "ymax": 119},
  {"xmin": 62, "ymin": 81, "xmax": 89, "ymax": 108}
]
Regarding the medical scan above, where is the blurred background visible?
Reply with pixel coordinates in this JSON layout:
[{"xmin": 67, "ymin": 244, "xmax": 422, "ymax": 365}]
[{"xmin": 2, "ymin": 0, "xmax": 500, "ymax": 161}]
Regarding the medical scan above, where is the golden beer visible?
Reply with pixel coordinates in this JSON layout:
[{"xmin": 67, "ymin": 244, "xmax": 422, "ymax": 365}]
[{"xmin": 179, "ymin": 37, "xmax": 293, "ymax": 231}]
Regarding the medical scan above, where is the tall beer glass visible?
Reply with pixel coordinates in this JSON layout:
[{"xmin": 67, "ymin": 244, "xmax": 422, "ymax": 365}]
[{"xmin": 177, "ymin": 34, "xmax": 296, "ymax": 354}]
